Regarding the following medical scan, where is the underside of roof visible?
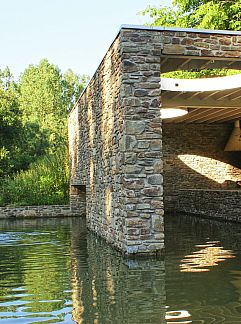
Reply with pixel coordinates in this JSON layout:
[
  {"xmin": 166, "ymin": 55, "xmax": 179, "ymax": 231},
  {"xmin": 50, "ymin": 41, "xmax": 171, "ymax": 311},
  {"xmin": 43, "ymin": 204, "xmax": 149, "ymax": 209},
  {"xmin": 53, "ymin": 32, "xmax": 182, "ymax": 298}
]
[
  {"xmin": 160, "ymin": 60, "xmax": 241, "ymax": 124},
  {"xmin": 161, "ymin": 55, "xmax": 241, "ymax": 74}
]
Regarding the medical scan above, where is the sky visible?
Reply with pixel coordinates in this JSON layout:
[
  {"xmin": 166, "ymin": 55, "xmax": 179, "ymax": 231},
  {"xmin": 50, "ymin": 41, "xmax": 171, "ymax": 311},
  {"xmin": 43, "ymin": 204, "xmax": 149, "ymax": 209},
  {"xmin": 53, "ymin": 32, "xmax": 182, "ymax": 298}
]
[{"xmin": 0, "ymin": 0, "xmax": 170, "ymax": 80}]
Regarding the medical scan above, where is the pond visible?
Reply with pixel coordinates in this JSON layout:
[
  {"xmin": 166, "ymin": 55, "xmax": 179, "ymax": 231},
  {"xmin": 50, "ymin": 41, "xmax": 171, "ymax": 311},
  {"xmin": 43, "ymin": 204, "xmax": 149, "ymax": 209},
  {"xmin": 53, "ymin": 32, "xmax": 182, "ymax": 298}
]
[{"xmin": 1, "ymin": 214, "xmax": 241, "ymax": 323}]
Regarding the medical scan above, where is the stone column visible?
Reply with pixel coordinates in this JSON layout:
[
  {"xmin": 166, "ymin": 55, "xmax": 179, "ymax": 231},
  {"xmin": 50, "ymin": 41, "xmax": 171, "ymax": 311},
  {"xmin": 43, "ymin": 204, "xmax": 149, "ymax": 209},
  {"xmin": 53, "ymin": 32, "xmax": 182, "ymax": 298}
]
[{"xmin": 119, "ymin": 29, "xmax": 164, "ymax": 255}]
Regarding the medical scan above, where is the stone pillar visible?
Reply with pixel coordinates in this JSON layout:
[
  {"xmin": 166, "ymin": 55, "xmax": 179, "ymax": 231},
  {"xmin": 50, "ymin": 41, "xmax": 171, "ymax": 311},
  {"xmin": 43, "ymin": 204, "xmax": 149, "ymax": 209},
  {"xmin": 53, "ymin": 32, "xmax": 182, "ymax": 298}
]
[{"xmin": 119, "ymin": 29, "xmax": 164, "ymax": 255}]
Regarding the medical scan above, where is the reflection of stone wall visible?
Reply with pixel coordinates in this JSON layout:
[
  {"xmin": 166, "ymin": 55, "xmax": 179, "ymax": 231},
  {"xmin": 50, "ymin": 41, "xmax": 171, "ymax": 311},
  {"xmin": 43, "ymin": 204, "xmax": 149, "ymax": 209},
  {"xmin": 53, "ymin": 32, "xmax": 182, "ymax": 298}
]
[
  {"xmin": 163, "ymin": 123, "xmax": 241, "ymax": 211},
  {"xmin": 165, "ymin": 214, "xmax": 241, "ymax": 322},
  {"xmin": 69, "ymin": 227, "xmax": 166, "ymax": 323},
  {"xmin": 85, "ymin": 235, "xmax": 166, "ymax": 323},
  {"xmin": 0, "ymin": 205, "xmax": 81, "ymax": 219}
]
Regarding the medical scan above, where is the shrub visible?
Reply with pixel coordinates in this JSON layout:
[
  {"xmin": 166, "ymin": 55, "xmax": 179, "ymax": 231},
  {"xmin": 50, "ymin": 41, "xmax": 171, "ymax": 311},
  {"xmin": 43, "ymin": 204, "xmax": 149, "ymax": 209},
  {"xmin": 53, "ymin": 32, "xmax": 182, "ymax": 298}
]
[{"xmin": 0, "ymin": 149, "xmax": 69, "ymax": 206}]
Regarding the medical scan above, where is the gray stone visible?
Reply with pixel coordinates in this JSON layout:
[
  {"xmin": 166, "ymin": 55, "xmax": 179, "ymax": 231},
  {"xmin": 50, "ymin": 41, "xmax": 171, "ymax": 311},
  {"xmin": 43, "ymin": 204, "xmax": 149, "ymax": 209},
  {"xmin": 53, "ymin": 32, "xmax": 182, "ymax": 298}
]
[
  {"xmin": 136, "ymin": 203, "xmax": 151, "ymax": 210},
  {"xmin": 134, "ymin": 89, "xmax": 148, "ymax": 97},
  {"xmin": 147, "ymin": 174, "xmax": 163, "ymax": 185},
  {"xmin": 123, "ymin": 59, "xmax": 138, "ymax": 72},
  {"xmin": 137, "ymin": 141, "xmax": 150, "ymax": 149},
  {"xmin": 125, "ymin": 165, "xmax": 143, "ymax": 174},
  {"xmin": 143, "ymin": 186, "xmax": 162, "ymax": 197},
  {"xmin": 126, "ymin": 120, "xmax": 146, "ymax": 135},
  {"xmin": 120, "ymin": 135, "xmax": 137, "ymax": 151}
]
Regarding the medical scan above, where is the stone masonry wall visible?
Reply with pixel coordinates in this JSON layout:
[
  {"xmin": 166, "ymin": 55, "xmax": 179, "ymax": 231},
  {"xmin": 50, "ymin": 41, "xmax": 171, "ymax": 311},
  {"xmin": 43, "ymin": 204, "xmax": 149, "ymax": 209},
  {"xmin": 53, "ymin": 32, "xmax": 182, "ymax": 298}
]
[
  {"xmin": 0, "ymin": 205, "xmax": 84, "ymax": 219},
  {"xmin": 177, "ymin": 189, "xmax": 241, "ymax": 222},
  {"xmin": 163, "ymin": 123, "xmax": 241, "ymax": 211},
  {"xmin": 120, "ymin": 29, "xmax": 164, "ymax": 254},
  {"xmin": 69, "ymin": 29, "xmax": 164, "ymax": 255},
  {"xmin": 163, "ymin": 124, "xmax": 241, "ymax": 210},
  {"xmin": 69, "ymin": 26, "xmax": 241, "ymax": 255},
  {"xmin": 161, "ymin": 31, "xmax": 241, "ymax": 59},
  {"xmin": 69, "ymin": 34, "xmax": 127, "ymax": 253}
]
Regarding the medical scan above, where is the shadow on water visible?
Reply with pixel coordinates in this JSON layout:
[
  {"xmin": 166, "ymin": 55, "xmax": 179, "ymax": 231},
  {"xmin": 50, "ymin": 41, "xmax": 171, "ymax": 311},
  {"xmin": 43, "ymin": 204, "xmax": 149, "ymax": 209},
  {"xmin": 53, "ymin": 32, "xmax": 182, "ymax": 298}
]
[{"xmin": 1, "ymin": 215, "xmax": 241, "ymax": 323}]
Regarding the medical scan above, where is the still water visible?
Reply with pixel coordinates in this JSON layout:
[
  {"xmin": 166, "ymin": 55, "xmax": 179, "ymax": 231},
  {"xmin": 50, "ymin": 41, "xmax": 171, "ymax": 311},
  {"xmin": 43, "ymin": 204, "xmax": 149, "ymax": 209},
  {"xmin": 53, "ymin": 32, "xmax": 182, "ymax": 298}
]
[{"xmin": 1, "ymin": 215, "xmax": 241, "ymax": 323}]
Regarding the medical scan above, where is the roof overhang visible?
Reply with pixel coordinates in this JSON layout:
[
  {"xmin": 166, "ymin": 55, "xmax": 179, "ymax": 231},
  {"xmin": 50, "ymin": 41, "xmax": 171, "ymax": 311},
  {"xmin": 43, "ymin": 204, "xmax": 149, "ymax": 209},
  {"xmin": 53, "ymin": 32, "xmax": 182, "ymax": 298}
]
[{"xmin": 160, "ymin": 74, "xmax": 241, "ymax": 123}]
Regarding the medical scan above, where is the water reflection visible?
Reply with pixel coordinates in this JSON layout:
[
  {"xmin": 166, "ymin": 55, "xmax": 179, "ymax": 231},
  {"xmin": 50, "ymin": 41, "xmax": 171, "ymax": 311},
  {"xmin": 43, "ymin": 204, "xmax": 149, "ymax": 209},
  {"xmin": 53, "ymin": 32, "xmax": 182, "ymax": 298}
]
[
  {"xmin": 1, "ymin": 215, "xmax": 241, "ymax": 323},
  {"xmin": 166, "ymin": 310, "xmax": 192, "ymax": 323},
  {"xmin": 180, "ymin": 241, "xmax": 235, "ymax": 273},
  {"xmin": 71, "ymin": 233, "xmax": 166, "ymax": 324}
]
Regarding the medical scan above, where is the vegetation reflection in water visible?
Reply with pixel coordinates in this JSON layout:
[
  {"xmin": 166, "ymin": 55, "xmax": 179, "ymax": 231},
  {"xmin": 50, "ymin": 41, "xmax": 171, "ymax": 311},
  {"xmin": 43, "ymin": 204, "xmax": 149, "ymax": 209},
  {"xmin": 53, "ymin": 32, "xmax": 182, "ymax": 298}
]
[{"xmin": 1, "ymin": 215, "xmax": 241, "ymax": 323}]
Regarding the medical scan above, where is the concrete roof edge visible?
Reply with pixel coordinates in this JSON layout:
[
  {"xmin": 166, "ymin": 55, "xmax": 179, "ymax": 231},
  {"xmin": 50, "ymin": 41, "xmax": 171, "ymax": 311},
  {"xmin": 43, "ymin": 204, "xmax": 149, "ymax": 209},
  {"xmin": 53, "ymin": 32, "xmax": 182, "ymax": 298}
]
[{"xmin": 120, "ymin": 24, "xmax": 241, "ymax": 36}]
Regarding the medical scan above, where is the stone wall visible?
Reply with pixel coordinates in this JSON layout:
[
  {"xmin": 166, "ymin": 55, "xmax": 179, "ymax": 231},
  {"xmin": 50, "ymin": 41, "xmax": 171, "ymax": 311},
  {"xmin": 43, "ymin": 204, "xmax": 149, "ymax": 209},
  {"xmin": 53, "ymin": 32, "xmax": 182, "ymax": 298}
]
[
  {"xmin": 0, "ymin": 205, "xmax": 84, "ymax": 219},
  {"xmin": 68, "ymin": 26, "xmax": 241, "ymax": 255},
  {"xmin": 161, "ymin": 31, "xmax": 241, "ymax": 58},
  {"xmin": 69, "ymin": 28, "xmax": 164, "ymax": 255},
  {"xmin": 69, "ymin": 185, "xmax": 86, "ymax": 215},
  {"xmin": 177, "ymin": 189, "xmax": 241, "ymax": 222},
  {"xmin": 163, "ymin": 123, "xmax": 241, "ymax": 210}
]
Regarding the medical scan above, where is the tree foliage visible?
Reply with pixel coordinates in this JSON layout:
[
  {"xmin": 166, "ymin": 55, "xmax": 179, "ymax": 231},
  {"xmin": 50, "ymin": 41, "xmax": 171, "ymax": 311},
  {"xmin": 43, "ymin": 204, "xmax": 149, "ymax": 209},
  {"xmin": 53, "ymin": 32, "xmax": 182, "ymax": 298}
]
[
  {"xmin": 0, "ymin": 67, "xmax": 49, "ymax": 178},
  {"xmin": 140, "ymin": 0, "xmax": 241, "ymax": 30},
  {"xmin": 18, "ymin": 60, "xmax": 88, "ymax": 152},
  {"xmin": 0, "ymin": 60, "xmax": 88, "ymax": 206}
]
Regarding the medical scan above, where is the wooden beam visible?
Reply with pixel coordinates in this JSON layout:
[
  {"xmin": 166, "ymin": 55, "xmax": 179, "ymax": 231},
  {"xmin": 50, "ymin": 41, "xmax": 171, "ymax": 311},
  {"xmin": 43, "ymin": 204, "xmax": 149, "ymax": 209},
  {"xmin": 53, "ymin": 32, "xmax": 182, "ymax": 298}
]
[
  {"xmin": 162, "ymin": 96, "xmax": 241, "ymax": 109},
  {"xmin": 160, "ymin": 55, "xmax": 241, "ymax": 73},
  {"xmin": 209, "ymin": 110, "xmax": 241, "ymax": 123},
  {"xmin": 181, "ymin": 108, "xmax": 223, "ymax": 123},
  {"xmin": 192, "ymin": 108, "xmax": 241, "ymax": 123},
  {"xmin": 216, "ymin": 88, "xmax": 241, "ymax": 101}
]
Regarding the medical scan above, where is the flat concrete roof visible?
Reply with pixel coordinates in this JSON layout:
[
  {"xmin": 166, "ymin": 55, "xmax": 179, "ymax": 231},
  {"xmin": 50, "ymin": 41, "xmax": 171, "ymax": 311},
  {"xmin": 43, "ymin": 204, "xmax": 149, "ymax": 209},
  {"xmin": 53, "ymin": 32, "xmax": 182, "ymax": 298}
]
[{"xmin": 120, "ymin": 24, "xmax": 241, "ymax": 36}]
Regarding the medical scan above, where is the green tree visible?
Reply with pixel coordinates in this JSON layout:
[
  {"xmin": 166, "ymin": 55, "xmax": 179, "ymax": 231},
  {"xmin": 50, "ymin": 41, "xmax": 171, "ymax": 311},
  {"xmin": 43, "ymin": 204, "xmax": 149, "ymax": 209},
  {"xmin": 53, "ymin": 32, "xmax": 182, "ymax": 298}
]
[
  {"xmin": 140, "ymin": 0, "xmax": 241, "ymax": 30},
  {"xmin": 0, "ymin": 67, "xmax": 49, "ymax": 178},
  {"xmin": 19, "ymin": 59, "xmax": 67, "ymax": 151},
  {"xmin": 0, "ymin": 60, "xmax": 88, "ymax": 206},
  {"xmin": 19, "ymin": 59, "xmax": 88, "ymax": 152},
  {"xmin": 63, "ymin": 69, "xmax": 89, "ymax": 110},
  {"xmin": 0, "ymin": 79, "xmax": 22, "ymax": 177}
]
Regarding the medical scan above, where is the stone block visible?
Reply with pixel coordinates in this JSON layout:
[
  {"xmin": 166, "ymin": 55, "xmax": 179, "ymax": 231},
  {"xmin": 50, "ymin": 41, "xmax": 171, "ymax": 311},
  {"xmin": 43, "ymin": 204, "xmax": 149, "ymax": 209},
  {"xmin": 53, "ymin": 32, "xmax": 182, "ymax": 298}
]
[
  {"xmin": 162, "ymin": 44, "xmax": 185, "ymax": 55},
  {"xmin": 143, "ymin": 186, "xmax": 162, "ymax": 197},
  {"xmin": 147, "ymin": 174, "xmax": 163, "ymax": 185},
  {"xmin": 134, "ymin": 89, "xmax": 148, "ymax": 97},
  {"xmin": 124, "ymin": 179, "xmax": 145, "ymax": 190},
  {"xmin": 136, "ymin": 203, "xmax": 151, "ymax": 210},
  {"xmin": 126, "ymin": 120, "xmax": 146, "ymax": 135}
]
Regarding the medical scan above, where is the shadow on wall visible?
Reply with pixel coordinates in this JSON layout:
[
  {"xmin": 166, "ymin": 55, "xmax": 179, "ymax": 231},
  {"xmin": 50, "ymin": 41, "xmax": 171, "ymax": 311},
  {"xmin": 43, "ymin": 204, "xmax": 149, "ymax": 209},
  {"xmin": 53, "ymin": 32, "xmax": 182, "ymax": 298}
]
[
  {"xmin": 162, "ymin": 123, "xmax": 241, "ymax": 210},
  {"xmin": 178, "ymin": 154, "xmax": 241, "ymax": 189}
]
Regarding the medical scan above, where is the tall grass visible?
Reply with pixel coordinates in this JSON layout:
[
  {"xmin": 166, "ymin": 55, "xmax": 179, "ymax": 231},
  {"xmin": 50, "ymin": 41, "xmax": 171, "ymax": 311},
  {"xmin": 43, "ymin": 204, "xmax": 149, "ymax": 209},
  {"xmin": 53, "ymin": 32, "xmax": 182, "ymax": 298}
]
[{"xmin": 0, "ymin": 149, "xmax": 69, "ymax": 206}]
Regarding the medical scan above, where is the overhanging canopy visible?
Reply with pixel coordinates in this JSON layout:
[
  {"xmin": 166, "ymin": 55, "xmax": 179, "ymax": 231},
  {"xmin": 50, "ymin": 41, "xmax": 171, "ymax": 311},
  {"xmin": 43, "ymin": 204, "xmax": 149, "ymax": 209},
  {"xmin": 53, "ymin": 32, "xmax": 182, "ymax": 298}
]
[{"xmin": 160, "ymin": 74, "xmax": 241, "ymax": 123}]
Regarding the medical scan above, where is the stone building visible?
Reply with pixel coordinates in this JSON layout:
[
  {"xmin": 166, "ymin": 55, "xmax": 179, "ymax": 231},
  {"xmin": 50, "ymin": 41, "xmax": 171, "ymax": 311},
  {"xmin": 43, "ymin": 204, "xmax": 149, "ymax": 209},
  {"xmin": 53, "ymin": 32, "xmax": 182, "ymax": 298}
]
[{"xmin": 68, "ymin": 25, "xmax": 241, "ymax": 256}]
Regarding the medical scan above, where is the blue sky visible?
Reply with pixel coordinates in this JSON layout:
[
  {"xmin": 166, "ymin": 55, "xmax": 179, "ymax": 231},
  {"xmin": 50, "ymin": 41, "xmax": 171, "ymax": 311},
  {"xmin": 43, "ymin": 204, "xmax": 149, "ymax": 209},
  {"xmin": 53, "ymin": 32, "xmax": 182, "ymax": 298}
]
[{"xmin": 0, "ymin": 0, "xmax": 170, "ymax": 79}]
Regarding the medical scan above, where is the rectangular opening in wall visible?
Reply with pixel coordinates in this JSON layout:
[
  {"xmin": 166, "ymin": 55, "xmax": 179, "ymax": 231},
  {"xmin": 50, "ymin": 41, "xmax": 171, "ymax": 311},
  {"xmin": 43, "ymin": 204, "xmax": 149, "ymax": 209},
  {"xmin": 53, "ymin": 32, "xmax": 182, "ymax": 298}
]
[{"xmin": 70, "ymin": 185, "xmax": 86, "ymax": 216}]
